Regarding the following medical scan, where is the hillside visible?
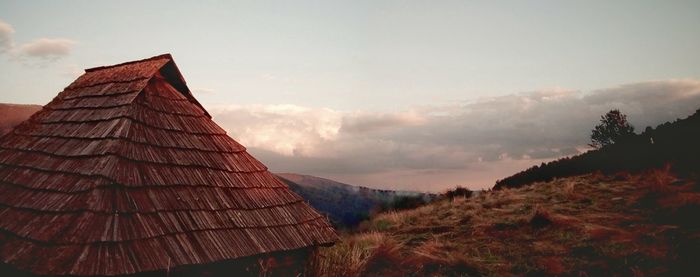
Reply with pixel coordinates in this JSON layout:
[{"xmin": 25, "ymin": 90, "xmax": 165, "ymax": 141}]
[
  {"xmin": 277, "ymin": 173, "xmax": 435, "ymax": 229},
  {"xmin": 312, "ymin": 169, "xmax": 700, "ymax": 276},
  {"xmin": 495, "ymin": 108, "xmax": 700, "ymax": 190},
  {"xmin": 278, "ymin": 173, "xmax": 360, "ymax": 190},
  {"xmin": 0, "ymin": 103, "xmax": 41, "ymax": 136}
]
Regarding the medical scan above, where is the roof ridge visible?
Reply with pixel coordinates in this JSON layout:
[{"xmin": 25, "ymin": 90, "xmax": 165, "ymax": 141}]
[{"xmin": 84, "ymin": 53, "xmax": 172, "ymax": 72}]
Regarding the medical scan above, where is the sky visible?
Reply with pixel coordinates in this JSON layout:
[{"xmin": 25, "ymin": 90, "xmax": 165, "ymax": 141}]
[{"xmin": 1, "ymin": 1, "xmax": 700, "ymax": 191}]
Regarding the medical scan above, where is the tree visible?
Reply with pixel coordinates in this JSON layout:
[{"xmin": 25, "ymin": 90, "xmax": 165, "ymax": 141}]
[{"xmin": 589, "ymin": 109, "xmax": 635, "ymax": 148}]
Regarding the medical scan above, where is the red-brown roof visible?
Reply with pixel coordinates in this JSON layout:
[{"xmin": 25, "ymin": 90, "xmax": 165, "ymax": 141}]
[{"xmin": 0, "ymin": 54, "xmax": 337, "ymax": 276}]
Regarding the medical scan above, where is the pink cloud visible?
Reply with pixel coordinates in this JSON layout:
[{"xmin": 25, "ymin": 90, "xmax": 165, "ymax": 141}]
[
  {"xmin": 16, "ymin": 38, "xmax": 76, "ymax": 60},
  {"xmin": 0, "ymin": 19, "xmax": 15, "ymax": 52}
]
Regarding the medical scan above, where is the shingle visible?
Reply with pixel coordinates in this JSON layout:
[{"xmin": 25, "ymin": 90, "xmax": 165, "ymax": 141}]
[{"xmin": 0, "ymin": 54, "xmax": 338, "ymax": 276}]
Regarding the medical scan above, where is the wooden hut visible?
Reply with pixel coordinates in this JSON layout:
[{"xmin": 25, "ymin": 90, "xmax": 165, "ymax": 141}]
[{"xmin": 0, "ymin": 54, "xmax": 337, "ymax": 276}]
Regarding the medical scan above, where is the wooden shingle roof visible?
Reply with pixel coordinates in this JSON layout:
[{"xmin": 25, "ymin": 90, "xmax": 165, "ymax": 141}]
[{"xmin": 0, "ymin": 54, "xmax": 337, "ymax": 276}]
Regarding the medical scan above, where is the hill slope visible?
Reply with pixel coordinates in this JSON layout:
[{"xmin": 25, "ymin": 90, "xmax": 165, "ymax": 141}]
[
  {"xmin": 0, "ymin": 103, "xmax": 41, "ymax": 136},
  {"xmin": 495, "ymin": 108, "xmax": 700, "ymax": 190},
  {"xmin": 277, "ymin": 173, "xmax": 434, "ymax": 229},
  {"xmin": 312, "ymin": 169, "xmax": 700, "ymax": 276}
]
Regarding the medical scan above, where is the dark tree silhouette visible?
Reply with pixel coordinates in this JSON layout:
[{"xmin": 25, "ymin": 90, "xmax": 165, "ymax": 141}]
[
  {"xmin": 590, "ymin": 109, "xmax": 635, "ymax": 149},
  {"xmin": 495, "ymin": 108, "xmax": 700, "ymax": 190}
]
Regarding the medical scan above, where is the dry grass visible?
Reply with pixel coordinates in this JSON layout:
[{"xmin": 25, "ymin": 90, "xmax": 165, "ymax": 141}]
[
  {"xmin": 308, "ymin": 232, "xmax": 391, "ymax": 277},
  {"xmin": 312, "ymin": 169, "xmax": 700, "ymax": 276},
  {"xmin": 642, "ymin": 164, "xmax": 677, "ymax": 193},
  {"xmin": 403, "ymin": 239, "xmax": 480, "ymax": 276}
]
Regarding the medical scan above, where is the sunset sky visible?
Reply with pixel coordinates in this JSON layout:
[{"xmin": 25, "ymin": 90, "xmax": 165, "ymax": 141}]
[{"xmin": 2, "ymin": 1, "xmax": 700, "ymax": 191}]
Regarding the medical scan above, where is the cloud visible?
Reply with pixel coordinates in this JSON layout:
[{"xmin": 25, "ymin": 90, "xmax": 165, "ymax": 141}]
[
  {"xmin": 340, "ymin": 111, "xmax": 427, "ymax": 133},
  {"xmin": 0, "ymin": 19, "xmax": 15, "ymax": 52},
  {"xmin": 582, "ymin": 79, "xmax": 700, "ymax": 128},
  {"xmin": 0, "ymin": 19, "xmax": 76, "ymax": 61},
  {"xmin": 209, "ymin": 79, "xmax": 700, "ymax": 191},
  {"xmin": 15, "ymin": 38, "xmax": 76, "ymax": 60},
  {"xmin": 210, "ymin": 104, "xmax": 342, "ymax": 156}
]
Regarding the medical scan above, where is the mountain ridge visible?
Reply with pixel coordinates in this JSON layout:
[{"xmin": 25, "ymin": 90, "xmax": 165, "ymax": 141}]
[
  {"xmin": 0, "ymin": 103, "xmax": 41, "ymax": 136},
  {"xmin": 276, "ymin": 173, "xmax": 435, "ymax": 229}
]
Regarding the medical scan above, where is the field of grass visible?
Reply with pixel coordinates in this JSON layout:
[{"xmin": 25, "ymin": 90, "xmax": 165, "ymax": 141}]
[{"xmin": 310, "ymin": 167, "xmax": 700, "ymax": 276}]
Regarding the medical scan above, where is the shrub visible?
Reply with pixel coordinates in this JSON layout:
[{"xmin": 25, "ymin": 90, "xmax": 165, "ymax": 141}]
[
  {"xmin": 375, "ymin": 195, "xmax": 430, "ymax": 213},
  {"xmin": 445, "ymin": 186, "xmax": 473, "ymax": 200},
  {"xmin": 390, "ymin": 195, "xmax": 429, "ymax": 210}
]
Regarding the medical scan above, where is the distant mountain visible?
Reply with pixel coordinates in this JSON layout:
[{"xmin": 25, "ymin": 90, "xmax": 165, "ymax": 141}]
[
  {"xmin": 276, "ymin": 173, "xmax": 435, "ymax": 229},
  {"xmin": 277, "ymin": 173, "xmax": 354, "ymax": 190},
  {"xmin": 0, "ymin": 103, "xmax": 41, "ymax": 136},
  {"xmin": 494, "ymin": 108, "xmax": 700, "ymax": 189}
]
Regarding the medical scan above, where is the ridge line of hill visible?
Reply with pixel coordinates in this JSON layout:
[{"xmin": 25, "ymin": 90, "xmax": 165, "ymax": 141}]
[{"xmin": 494, "ymin": 108, "xmax": 700, "ymax": 190}]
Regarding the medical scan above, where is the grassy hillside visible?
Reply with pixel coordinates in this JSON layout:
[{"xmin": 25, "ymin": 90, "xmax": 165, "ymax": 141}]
[
  {"xmin": 277, "ymin": 173, "xmax": 435, "ymax": 229},
  {"xmin": 311, "ymin": 169, "xmax": 700, "ymax": 276},
  {"xmin": 495, "ymin": 108, "xmax": 700, "ymax": 190},
  {"xmin": 0, "ymin": 103, "xmax": 41, "ymax": 136}
]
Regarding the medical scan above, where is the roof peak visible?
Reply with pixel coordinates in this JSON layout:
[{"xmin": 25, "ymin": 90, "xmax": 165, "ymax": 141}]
[{"xmin": 84, "ymin": 53, "xmax": 173, "ymax": 72}]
